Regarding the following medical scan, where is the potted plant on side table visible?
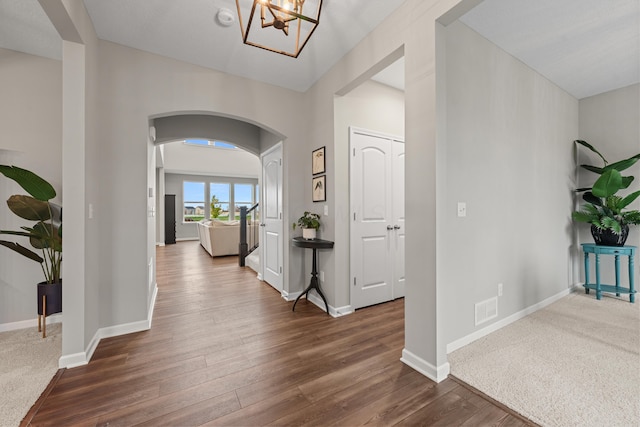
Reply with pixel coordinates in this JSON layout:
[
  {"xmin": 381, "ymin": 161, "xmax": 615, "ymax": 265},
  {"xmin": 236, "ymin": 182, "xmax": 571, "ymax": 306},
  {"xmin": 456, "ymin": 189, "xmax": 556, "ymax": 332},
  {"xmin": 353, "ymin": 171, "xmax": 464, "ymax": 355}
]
[
  {"xmin": 571, "ymin": 140, "xmax": 640, "ymax": 246},
  {"xmin": 293, "ymin": 211, "xmax": 321, "ymax": 240},
  {"xmin": 0, "ymin": 165, "xmax": 62, "ymax": 337}
]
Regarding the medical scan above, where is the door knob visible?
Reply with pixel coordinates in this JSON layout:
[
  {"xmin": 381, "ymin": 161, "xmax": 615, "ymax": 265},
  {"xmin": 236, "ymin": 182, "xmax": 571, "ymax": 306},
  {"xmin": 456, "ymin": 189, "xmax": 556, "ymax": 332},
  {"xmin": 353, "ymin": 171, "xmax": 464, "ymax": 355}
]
[
  {"xmin": 387, "ymin": 225, "xmax": 394, "ymax": 230},
  {"xmin": 260, "ymin": 223, "xmax": 266, "ymax": 227},
  {"xmin": 394, "ymin": 225, "xmax": 401, "ymax": 230}
]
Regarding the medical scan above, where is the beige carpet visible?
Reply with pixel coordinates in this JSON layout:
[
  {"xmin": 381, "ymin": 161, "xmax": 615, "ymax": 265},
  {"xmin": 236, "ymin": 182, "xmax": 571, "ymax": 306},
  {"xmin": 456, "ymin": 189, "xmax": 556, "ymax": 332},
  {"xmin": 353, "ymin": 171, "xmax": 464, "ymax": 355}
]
[
  {"xmin": 0, "ymin": 322, "xmax": 61, "ymax": 427},
  {"xmin": 449, "ymin": 291, "xmax": 640, "ymax": 427}
]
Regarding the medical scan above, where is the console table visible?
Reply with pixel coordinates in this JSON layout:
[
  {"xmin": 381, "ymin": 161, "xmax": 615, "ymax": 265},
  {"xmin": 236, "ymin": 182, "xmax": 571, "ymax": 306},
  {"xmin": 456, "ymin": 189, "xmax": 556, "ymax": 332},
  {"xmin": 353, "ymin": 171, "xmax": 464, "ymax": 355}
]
[
  {"xmin": 292, "ymin": 237, "xmax": 334, "ymax": 314},
  {"xmin": 581, "ymin": 243, "xmax": 636, "ymax": 303}
]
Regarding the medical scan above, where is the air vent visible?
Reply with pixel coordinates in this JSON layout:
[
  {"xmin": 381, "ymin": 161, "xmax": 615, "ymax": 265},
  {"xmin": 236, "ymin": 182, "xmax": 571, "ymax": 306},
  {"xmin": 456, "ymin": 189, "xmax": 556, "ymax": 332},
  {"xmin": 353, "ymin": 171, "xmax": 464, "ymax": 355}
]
[{"xmin": 475, "ymin": 297, "xmax": 498, "ymax": 326}]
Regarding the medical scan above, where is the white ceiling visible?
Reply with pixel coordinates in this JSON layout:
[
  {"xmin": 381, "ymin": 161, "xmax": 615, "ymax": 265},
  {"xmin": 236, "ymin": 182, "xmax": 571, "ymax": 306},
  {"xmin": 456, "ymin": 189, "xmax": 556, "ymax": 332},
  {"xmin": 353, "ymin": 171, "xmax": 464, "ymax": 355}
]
[
  {"xmin": 460, "ymin": 0, "xmax": 640, "ymax": 100},
  {"xmin": 0, "ymin": 0, "xmax": 638, "ymax": 98}
]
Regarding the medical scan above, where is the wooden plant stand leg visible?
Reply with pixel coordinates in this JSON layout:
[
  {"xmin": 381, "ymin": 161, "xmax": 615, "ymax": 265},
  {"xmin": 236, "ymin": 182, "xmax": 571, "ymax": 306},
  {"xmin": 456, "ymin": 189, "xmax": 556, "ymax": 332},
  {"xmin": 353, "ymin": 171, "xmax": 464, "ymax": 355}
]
[{"xmin": 42, "ymin": 295, "xmax": 46, "ymax": 338}]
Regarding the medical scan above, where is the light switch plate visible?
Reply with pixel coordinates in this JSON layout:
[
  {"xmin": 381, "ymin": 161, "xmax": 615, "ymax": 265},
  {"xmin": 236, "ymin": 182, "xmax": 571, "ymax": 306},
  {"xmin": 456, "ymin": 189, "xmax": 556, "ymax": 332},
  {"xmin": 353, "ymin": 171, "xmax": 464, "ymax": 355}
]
[{"xmin": 457, "ymin": 202, "xmax": 466, "ymax": 217}]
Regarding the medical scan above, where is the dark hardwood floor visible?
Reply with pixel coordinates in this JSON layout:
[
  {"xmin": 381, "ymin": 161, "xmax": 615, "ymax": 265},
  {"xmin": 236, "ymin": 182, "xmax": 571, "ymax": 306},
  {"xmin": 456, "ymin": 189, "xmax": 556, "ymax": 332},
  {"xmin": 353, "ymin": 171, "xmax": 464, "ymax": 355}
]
[{"xmin": 24, "ymin": 241, "xmax": 533, "ymax": 426}]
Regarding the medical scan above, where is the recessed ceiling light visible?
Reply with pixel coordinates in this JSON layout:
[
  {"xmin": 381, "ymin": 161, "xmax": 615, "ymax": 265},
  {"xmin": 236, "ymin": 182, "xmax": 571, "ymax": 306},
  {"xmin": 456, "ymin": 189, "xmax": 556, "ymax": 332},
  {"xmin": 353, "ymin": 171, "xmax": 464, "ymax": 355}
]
[{"xmin": 216, "ymin": 8, "xmax": 235, "ymax": 27}]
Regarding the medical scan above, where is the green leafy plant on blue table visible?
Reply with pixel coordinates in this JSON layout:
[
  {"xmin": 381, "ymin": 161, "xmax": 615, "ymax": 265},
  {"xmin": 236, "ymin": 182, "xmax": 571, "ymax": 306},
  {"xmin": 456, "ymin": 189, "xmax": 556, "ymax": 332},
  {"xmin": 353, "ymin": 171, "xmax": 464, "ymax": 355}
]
[{"xmin": 571, "ymin": 140, "xmax": 640, "ymax": 245}]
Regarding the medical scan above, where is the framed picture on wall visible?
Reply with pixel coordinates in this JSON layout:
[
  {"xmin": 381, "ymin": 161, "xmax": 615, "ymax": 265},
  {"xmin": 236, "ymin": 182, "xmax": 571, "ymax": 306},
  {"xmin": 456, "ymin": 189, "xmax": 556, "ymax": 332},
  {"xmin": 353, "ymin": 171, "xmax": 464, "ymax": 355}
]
[
  {"xmin": 312, "ymin": 175, "xmax": 326, "ymax": 202},
  {"xmin": 312, "ymin": 146, "xmax": 325, "ymax": 175}
]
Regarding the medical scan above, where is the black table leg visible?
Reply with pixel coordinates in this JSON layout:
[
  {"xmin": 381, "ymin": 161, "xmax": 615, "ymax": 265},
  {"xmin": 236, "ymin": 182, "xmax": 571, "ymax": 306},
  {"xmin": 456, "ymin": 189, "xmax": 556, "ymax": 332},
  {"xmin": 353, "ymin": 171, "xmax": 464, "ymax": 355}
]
[{"xmin": 292, "ymin": 247, "xmax": 330, "ymax": 314}]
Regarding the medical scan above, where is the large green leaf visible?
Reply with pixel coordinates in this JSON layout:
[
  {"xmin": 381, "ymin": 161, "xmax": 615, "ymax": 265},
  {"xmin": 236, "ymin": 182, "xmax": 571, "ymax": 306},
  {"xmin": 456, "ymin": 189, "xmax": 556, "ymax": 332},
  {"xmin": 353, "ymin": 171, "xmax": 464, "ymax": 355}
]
[
  {"xmin": 6, "ymin": 195, "xmax": 51, "ymax": 221},
  {"xmin": 0, "ymin": 165, "xmax": 56, "ymax": 201},
  {"xmin": 0, "ymin": 240, "xmax": 44, "ymax": 263},
  {"xmin": 582, "ymin": 192, "xmax": 602, "ymax": 206},
  {"xmin": 620, "ymin": 176, "xmax": 634, "ymax": 189},
  {"xmin": 575, "ymin": 140, "xmax": 607, "ymax": 165},
  {"xmin": 30, "ymin": 222, "xmax": 62, "ymax": 252},
  {"xmin": 619, "ymin": 190, "xmax": 640, "ymax": 210},
  {"xmin": 602, "ymin": 154, "xmax": 640, "ymax": 173},
  {"xmin": 580, "ymin": 164, "xmax": 604, "ymax": 174},
  {"xmin": 592, "ymin": 169, "xmax": 623, "ymax": 198}
]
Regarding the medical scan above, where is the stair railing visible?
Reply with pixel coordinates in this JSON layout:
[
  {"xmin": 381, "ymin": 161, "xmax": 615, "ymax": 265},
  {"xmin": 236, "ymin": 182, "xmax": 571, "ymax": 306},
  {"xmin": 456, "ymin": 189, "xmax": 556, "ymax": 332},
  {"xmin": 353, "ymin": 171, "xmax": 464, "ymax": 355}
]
[{"xmin": 239, "ymin": 203, "xmax": 260, "ymax": 266}]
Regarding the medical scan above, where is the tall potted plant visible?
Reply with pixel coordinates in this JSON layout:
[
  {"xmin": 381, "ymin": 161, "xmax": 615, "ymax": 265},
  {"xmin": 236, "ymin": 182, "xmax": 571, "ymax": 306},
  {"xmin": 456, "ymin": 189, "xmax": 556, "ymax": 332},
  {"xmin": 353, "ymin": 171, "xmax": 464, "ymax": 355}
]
[
  {"xmin": 572, "ymin": 140, "xmax": 640, "ymax": 246},
  {"xmin": 0, "ymin": 165, "xmax": 62, "ymax": 318}
]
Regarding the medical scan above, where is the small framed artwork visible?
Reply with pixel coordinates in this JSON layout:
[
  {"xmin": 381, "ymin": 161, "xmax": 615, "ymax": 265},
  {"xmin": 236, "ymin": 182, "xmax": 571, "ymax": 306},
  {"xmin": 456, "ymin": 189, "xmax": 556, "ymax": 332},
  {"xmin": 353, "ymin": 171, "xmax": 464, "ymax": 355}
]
[
  {"xmin": 312, "ymin": 175, "xmax": 326, "ymax": 202},
  {"xmin": 312, "ymin": 146, "xmax": 325, "ymax": 175}
]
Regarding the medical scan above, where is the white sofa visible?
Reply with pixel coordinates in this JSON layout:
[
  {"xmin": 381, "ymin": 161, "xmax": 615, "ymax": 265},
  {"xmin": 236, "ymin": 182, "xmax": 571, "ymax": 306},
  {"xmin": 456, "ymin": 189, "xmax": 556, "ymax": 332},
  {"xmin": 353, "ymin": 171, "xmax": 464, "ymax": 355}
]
[{"xmin": 196, "ymin": 219, "xmax": 257, "ymax": 257}]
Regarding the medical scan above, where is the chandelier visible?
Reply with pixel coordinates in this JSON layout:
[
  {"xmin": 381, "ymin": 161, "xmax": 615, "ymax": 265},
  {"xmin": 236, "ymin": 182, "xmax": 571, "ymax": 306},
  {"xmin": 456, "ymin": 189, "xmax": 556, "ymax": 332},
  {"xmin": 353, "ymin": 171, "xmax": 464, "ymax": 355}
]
[{"xmin": 235, "ymin": 0, "xmax": 323, "ymax": 58}]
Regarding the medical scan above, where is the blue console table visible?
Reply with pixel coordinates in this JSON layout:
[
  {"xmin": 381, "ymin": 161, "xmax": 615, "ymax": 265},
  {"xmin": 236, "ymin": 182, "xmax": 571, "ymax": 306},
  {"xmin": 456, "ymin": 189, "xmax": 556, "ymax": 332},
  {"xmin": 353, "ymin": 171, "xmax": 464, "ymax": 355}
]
[{"xmin": 581, "ymin": 243, "xmax": 636, "ymax": 303}]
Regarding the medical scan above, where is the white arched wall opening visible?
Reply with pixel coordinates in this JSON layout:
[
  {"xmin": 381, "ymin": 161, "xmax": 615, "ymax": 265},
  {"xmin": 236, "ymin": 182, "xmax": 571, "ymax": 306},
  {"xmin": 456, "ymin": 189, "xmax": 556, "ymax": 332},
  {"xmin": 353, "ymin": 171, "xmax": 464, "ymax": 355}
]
[{"xmin": 146, "ymin": 111, "xmax": 286, "ymax": 312}]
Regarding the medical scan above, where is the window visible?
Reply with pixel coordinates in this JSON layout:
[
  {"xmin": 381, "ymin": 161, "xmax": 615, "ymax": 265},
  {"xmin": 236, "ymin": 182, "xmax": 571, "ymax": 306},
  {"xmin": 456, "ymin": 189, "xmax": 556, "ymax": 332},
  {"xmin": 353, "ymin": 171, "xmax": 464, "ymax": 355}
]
[
  {"xmin": 212, "ymin": 141, "xmax": 236, "ymax": 149},
  {"xmin": 184, "ymin": 139, "xmax": 237, "ymax": 149},
  {"xmin": 184, "ymin": 139, "xmax": 209, "ymax": 146},
  {"xmin": 210, "ymin": 183, "xmax": 230, "ymax": 220},
  {"xmin": 234, "ymin": 183, "xmax": 254, "ymax": 220},
  {"xmin": 183, "ymin": 181, "xmax": 205, "ymax": 222}
]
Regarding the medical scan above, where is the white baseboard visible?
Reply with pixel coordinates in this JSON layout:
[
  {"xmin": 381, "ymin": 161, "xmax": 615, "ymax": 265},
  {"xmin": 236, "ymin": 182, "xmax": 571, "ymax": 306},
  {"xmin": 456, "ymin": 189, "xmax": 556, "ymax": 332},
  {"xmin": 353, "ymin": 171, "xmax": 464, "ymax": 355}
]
[
  {"xmin": 281, "ymin": 290, "xmax": 302, "ymax": 301},
  {"xmin": 306, "ymin": 293, "xmax": 353, "ymax": 318},
  {"xmin": 446, "ymin": 286, "xmax": 574, "ymax": 354},
  {"xmin": 59, "ymin": 283, "xmax": 158, "ymax": 369},
  {"xmin": 401, "ymin": 348, "xmax": 450, "ymax": 383},
  {"xmin": 282, "ymin": 289, "xmax": 353, "ymax": 317},
  {"xmin": 176, "ymin": 237, "xmax": 198, "ymax": 242},
  {"xmin": 156, "ymin": 242, "xmax": 165, "ymax": 246},
  {"xmin": 148, "ymin": 283, "xmax": 158, "ymax": 328},
  {"xmin": 0, "ymin": 313, "xmax": 62, "ymax": 333},
  {"xmin": 331, "ymin": 304, "xmax": 354, "ymax": 317}
]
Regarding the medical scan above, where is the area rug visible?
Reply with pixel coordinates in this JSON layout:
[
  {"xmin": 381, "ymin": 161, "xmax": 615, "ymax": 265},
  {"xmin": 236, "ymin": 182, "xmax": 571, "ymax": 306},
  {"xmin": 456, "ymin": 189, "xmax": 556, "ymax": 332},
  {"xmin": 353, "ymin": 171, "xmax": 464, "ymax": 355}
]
[
  {"xmin": 0, "ymin": 323, "xmax": 61, "ymax": 427},
  {"xmin": 449, "ymin": 291, "xmax": 640, "ymax": 427}
]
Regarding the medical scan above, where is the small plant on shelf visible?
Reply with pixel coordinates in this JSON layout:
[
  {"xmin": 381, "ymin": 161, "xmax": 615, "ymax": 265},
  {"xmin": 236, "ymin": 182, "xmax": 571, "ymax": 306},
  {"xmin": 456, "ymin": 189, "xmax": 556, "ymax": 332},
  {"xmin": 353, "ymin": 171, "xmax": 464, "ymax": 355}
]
[{"xmin": 293, "ymin": 211, "xmax": 321, "ymax": 239}]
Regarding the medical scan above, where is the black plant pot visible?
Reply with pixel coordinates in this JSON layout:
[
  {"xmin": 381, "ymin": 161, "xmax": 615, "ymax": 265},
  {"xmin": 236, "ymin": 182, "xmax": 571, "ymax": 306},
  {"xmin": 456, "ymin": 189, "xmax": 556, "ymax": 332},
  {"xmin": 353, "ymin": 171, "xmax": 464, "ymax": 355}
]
[
  {"xmin": 591, "ymin": 224, "xmax": 629, "ymax": 247},
  {"xmin": 37, "ymin": 281, "xmax": 62, "ymax": 316}
]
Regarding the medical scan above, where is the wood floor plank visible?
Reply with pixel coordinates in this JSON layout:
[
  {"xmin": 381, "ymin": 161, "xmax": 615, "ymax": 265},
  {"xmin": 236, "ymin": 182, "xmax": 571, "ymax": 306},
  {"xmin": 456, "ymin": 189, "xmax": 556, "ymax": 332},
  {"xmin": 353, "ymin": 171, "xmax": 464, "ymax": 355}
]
[{"xmin": 25, "ymin": 241, "xmax": 535, "ymax": 426}]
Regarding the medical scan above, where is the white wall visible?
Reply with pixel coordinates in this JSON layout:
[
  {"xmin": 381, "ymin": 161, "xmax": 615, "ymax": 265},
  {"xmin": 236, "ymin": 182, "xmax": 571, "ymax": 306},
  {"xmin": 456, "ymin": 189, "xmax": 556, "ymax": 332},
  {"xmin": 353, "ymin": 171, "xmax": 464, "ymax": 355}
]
[
  {"xmin": 0, "ymin": 49, "xmax": 62, "ymax": 327},
  {"xmin": 439, "ymin": 21, "xmax": 578, "ymax": 345},
  {"xmin": 333, "ymin": 80, "xmax": 405, "ymax": 308},
  {"xmin": 578, "ymin": 83, "xmax": 640, "ymax": 285}
]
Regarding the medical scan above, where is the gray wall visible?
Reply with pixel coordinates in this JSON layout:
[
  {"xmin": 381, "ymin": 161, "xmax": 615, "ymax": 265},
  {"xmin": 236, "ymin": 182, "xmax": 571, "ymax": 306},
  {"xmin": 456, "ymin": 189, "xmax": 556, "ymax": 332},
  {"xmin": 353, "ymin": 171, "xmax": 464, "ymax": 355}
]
[
  {"xmin": 578, "ymin": 83, "xmax": 640, "ymax": 284},
  {"xmin": 0, "ymin": 49, "xmax": 62, "ymax": 326},
  {"xmin": 164, "ymin": 173, "xmax": 258, "ymax": 240},
  {"xmin": 440, "ymin": 21, "xmax": 578, "ymax": 345},
  {"xmin": 154, "ymin": 115, "xmax": 262, "ymax": 155}
]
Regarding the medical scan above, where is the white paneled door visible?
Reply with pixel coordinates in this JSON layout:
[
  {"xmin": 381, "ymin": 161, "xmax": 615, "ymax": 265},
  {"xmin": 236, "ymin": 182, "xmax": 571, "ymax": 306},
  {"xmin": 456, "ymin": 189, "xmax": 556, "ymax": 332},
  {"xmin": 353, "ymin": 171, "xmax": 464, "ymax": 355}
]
[
  {"xmin": 261, "ymin": 144, "xmax": 283, "ymax": 292},
  {"xmin": 350, "ymin": 128, "xmax": 405, "ymax": 310}
]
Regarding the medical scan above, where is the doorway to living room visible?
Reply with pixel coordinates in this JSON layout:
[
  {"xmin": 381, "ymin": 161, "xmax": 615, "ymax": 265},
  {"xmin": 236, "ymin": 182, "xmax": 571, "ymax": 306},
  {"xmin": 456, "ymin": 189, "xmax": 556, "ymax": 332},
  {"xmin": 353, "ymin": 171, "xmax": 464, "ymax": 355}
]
[{"xmin": 150, "ymin": 113, "xmax": 285, "ymax": 293}]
